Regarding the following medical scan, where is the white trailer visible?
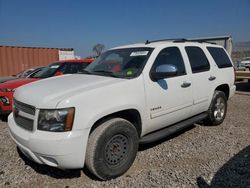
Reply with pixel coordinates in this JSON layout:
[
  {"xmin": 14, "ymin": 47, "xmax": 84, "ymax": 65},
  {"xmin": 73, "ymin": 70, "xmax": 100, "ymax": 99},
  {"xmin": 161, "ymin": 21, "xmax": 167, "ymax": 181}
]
[{"xmin": 189, "ymin": 35, "xmax": 233, "ymax": 56}]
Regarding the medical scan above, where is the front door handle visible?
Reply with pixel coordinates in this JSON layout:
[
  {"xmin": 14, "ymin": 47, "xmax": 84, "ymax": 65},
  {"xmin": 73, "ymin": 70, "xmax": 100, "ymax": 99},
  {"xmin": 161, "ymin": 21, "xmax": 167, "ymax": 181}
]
[
  {"xmin": 181, "ymin": 82, "xmax": 191, "ymax": 88},
  {"xmin": 208, "ymin": 76, "xmax": 216, "ymax": 81}
]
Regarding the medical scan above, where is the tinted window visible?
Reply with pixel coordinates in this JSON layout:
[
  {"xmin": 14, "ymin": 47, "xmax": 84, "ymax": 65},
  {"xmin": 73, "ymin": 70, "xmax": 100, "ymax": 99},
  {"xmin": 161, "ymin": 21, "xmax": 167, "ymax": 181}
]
[
  {"xmin": 185, "ymin": 47, "xmax": 210, "ymax": 73},
  {"xmin": 59, "ymin": 63, "xmax": 89, "ymax": 74},
  {"xmin": 152, "ymin": 47, "xmax": 186, "ymax": 76},
  {"xmin": 31, "ymin": 63, "xmax": 62, "ymax": 78},
  {"xmin": 28, "ymin": 68, "xmax": 45, "ymax": 77},
  {"xmin": 207, "ymin": 47, "xmax": 232, "ymax": 68},
  {"xmin": 22, "ymin": 70, "xmax": 34, "ymax": 77}
]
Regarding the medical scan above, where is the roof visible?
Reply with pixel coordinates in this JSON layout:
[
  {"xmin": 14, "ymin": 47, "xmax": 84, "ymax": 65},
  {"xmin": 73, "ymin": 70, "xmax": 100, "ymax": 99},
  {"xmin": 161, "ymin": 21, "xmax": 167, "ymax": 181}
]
[{"xmin": 111, "ymin": 41, "xmax": 221, "ymax": 50}]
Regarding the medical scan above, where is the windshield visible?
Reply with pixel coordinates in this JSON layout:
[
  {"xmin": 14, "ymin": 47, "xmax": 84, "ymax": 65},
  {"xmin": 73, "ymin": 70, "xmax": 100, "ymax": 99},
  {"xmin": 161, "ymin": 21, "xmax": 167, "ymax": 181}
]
[
  {"xmin": 85, "ymin": 47, "xmax": 153, "ymax": 78},
  {"xmin": 15, "ymin": 70, "xmax": 26, "ymax": 78},
  {"xmin": 31, "ymin": 63, "xmax": 62, "ymax": 78},
  {"xmin": 21, "ymin": 69, "xmax": 34, "ymax": 77},
  {"xmin": 27, "ymin": 67, "xmax": 45, "ymax": 77}
]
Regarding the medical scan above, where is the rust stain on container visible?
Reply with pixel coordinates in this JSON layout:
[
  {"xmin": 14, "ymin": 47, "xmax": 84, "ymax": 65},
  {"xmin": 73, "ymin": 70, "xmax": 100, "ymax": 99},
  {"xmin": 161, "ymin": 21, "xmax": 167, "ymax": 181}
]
[{"xmin": 0, "ymin": 46, "xmax": 73, "ymax": 76}]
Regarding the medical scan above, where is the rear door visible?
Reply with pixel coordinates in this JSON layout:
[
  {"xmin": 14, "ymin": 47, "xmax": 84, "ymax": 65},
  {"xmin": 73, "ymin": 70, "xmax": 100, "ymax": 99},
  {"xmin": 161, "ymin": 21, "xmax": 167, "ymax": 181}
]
[{"xmin": 184, "ymin": 46, "xmax": 212, "ymax": 115}]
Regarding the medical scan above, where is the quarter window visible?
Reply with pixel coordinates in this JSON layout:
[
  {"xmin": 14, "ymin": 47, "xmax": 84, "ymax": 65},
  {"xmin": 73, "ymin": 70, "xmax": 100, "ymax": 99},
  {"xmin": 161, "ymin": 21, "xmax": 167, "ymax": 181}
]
[
  {"xmin": 207, "ymin": 47, "xmax": 232, "ymax": 68},
  {"xmin": 152, "ymin": 47, "xmax": 186, "ymax": 76},
  {"xmin": 185, "ymin": 47, "xmax": 210, "ymax": 73}
]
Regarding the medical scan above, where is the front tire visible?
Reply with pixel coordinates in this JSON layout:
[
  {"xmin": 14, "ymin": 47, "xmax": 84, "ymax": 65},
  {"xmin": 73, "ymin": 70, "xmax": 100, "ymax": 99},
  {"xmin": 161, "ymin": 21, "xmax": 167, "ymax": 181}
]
[
  {"xmin": 205, "ymin": 91, "xmax": 227, "ymax": 126},
  {"xmin": 85, "ymin": 118, "xmax": 138, "ymax": 180}
]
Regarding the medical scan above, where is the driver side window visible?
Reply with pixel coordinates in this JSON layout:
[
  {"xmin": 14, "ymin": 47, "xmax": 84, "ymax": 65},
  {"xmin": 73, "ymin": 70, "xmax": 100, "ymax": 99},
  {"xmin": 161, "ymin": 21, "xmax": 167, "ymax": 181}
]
[{"xmin": 152, "ymin": 47, "xmax": 186, "ymax": 76}]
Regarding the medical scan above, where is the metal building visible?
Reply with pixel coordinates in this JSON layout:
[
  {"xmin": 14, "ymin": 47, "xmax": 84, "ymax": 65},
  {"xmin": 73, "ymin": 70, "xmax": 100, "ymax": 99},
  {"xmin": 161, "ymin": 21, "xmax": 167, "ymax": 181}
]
[{"xmin": 0, "ymin": 46, "xmax": 74, "ymax": 76}]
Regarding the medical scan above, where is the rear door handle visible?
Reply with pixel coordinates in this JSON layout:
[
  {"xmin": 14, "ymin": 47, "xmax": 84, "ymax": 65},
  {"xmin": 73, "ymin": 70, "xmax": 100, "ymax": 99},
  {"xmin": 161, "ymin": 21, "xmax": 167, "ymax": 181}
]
[
  {"xmin": 181, "ymin": 82, "xmax": 191, "ymax": 88},
  {"xmin": 208, "ymin": 76, "xmax": 216, "ymax": 81}
]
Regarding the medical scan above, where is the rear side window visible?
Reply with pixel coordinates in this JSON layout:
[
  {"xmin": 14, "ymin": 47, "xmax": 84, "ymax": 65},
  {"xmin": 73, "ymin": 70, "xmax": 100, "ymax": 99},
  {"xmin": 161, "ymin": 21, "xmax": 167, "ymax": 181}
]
[
  {"xmin": 185, "ymin": 47, "xmax": 210, "ymax": 73},
  {"xmin": 207, "ymin": 47, "xmax": 232, "ymax": 68},
  {"xmin": 152, "ymin": 47, "xmax": 186, "ymax": 76}
]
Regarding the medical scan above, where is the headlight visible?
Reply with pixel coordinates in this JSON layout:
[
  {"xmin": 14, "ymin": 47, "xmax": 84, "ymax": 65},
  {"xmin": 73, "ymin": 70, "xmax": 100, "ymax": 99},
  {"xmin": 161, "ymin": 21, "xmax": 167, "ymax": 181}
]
[
  {"xmin": 38, "ymin": 108, "xmax": 75, "ymax": 132},
  {"xmin": 0, "ymin": 96, "xmax": 10, "ymax": 105}
]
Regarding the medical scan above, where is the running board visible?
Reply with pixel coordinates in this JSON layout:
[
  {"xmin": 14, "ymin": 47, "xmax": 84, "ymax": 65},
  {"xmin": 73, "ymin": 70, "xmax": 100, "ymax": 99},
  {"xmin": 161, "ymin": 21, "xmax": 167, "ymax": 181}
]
[{"xmin": 139, "ymin": 113, "xmax": 207, "ymax": 144}]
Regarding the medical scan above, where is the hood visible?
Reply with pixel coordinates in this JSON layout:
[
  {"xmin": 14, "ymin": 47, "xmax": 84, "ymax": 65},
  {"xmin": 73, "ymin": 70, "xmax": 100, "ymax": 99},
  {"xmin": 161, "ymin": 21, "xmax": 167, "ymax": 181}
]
[
  {"xmin": 0, "ymin": 78, "xmax": 39, "ymax": 89},
  {"xmin": 14, "ymin": 74, "xmax": 125, "ymax": 108}
]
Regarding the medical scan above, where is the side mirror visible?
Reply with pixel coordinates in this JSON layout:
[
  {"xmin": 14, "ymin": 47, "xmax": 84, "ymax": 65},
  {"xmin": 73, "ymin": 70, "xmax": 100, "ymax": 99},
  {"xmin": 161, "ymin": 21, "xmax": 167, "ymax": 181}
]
[
  {"xmin": 55, "ymin": 71, "xmax": 64, "ymax": 76},
  {"xmin": 150, "ymin": 64, "xmax": 178, "ymax": 81}
]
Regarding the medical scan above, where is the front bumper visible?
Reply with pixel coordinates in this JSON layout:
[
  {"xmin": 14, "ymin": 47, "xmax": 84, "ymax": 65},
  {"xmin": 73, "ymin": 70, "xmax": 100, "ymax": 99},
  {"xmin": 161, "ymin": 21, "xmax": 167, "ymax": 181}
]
[
  {"xmin": 0, "ymin": 106, "xmax": 11, "ymax": 115},
  {"xmin": 8, "ymin": 113, "xmax": 90, "ymax": 169}
]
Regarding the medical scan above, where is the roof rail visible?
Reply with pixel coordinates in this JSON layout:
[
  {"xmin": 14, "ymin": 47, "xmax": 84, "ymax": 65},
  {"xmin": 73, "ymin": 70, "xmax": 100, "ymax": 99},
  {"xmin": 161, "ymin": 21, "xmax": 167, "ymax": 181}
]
[
  {"xmin": 145, "ymin": 38, "xmax": 216, "ymax": 45},
  {"xmin": 145, "ymin": 35, "xmax": 232, "ymax": 45},
  {"xmin": 145, "ymin": 38, "xmax": 187, "ymax": 44},
  {"xmin": 185, "ymin": 40, "xmax": 216, "ymax": 45},
  {"xmin": 186, "ymin": 39, "xmax": 217, "ymax": 44}
]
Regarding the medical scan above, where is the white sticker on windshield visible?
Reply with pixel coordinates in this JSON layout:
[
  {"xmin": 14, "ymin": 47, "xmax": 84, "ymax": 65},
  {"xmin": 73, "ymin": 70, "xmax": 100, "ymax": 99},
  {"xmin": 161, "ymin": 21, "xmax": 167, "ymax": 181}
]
[
  {"xmin": 50, "ymin": 65, "xmax": 60, "ymax": 69},
  {"xmin": 130, "ymin": 51, "xmax": 149, "ymax": 56}
]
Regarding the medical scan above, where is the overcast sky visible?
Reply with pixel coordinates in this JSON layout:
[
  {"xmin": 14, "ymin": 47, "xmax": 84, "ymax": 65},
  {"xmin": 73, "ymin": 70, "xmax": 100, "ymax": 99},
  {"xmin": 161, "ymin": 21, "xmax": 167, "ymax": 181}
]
[{"xmin": 0, "ymin": 0, "xmax": 250, "ymax": 57}]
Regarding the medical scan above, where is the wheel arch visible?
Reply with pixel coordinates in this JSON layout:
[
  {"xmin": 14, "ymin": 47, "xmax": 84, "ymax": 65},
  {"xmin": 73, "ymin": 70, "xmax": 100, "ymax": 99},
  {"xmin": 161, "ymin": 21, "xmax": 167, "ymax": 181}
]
[
  {"xmin": 215, "ymin": 84, "xmax": 230, "ymax": 100},
  {"xmin": 89, "ymin": 109, "xmax": 142, "ymax": 137}
]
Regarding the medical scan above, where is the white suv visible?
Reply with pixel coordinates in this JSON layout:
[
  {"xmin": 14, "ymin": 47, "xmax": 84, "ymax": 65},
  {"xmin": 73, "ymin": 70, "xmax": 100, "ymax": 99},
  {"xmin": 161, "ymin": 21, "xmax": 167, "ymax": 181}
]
[{"xmin": 8, "ymin": 39, "xmax": 236, "ymax": 180}]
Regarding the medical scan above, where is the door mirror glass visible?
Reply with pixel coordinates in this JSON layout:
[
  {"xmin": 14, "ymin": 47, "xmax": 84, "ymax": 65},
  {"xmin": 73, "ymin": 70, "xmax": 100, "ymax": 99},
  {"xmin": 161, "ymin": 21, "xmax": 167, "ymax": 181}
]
[{"xmin": 151, "ymin": 64, "xmax": 178, "ymax": 81}]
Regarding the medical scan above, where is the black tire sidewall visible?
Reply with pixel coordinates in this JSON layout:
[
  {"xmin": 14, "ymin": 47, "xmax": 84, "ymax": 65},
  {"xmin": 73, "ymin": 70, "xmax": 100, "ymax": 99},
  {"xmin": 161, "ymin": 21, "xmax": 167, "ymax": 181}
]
[{"xmin": 93, "ymin": 120, "xmax": 138, "ymax": 180}]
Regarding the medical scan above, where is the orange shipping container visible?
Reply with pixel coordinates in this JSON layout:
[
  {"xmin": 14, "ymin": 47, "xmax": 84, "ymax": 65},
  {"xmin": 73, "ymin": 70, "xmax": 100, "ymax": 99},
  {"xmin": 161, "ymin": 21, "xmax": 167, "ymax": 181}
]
[{"xmin": 0, "ymin": 46, "xmax": 74, "ymax": 76}]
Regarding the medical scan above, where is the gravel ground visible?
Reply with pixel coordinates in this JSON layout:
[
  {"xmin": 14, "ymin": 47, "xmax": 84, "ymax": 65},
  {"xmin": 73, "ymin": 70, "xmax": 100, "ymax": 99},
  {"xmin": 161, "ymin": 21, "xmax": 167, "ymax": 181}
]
[{"xmin": 0, "ymin": 82, "xmax": 250, "ymax": 188}]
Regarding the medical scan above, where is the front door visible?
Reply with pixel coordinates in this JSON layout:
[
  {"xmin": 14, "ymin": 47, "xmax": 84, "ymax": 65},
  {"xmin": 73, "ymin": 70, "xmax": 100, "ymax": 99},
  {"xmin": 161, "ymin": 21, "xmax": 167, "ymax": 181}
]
[{"xmin": 144, "ymin": 47, "xmax": 193, "ymax": 133}]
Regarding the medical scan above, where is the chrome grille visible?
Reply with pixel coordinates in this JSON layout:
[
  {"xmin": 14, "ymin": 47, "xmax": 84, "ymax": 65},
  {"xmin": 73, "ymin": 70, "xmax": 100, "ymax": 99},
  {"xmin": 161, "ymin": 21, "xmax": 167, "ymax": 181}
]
[{"xmin": 13, "ymin": 99, "xmax": 35, "ymax": 131}]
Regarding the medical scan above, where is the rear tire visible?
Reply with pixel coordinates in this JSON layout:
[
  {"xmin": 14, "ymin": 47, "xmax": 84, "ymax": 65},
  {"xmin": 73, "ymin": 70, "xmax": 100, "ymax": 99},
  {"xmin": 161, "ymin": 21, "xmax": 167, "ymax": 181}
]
[
  {"xmin": 204, "ymin": 91, "xmax": 227, "ymax": 126},
  {"xmin": 85, "ymin": 118, "xmax": 138, "ymax": 180}
]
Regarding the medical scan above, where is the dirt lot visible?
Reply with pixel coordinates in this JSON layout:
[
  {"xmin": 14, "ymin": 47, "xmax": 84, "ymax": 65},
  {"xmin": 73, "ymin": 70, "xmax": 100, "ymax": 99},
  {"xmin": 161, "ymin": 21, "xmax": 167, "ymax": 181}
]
[{"xmin": 0, "ymin": 82, "xmax": 250, "ymax": 188}]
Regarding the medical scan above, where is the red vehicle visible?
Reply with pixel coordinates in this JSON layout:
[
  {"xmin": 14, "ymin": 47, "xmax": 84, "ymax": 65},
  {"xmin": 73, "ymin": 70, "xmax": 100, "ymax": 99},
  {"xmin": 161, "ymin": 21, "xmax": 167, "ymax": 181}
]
[{"xmin": 0, "ymin": 59, "xmax": 94, "ymax": 115}]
